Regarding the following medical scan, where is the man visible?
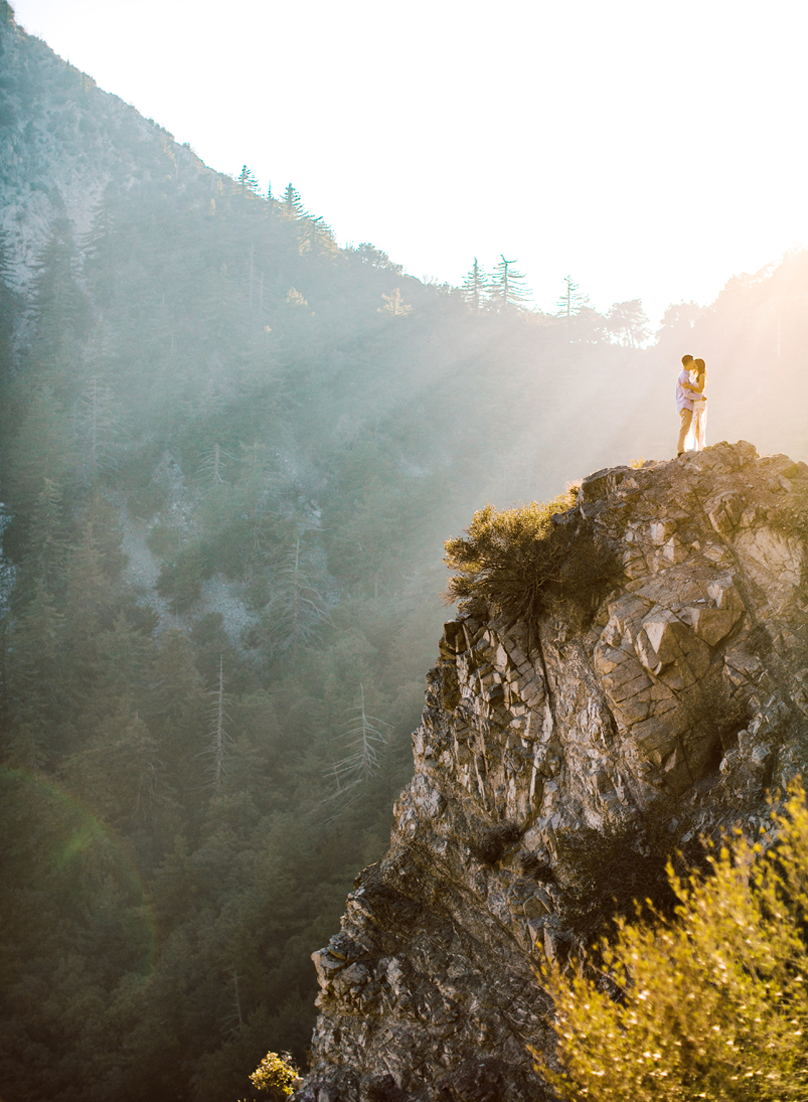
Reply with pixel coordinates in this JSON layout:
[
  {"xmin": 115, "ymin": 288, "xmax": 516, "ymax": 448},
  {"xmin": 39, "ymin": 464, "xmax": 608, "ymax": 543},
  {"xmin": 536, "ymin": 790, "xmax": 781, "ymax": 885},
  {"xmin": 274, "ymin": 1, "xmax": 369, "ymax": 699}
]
[{"xmin": 675, "ymin": 354, "xmax": 703, "ymax": 456}]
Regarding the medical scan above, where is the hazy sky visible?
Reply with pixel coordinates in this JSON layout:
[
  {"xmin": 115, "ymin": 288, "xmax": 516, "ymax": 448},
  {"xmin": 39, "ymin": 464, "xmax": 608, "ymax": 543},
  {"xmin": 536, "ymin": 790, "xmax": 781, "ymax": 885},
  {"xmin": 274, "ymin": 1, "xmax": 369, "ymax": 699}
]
[{"xmin": 11, "ymin": 0, "xmax": 808, "ymax": 325}]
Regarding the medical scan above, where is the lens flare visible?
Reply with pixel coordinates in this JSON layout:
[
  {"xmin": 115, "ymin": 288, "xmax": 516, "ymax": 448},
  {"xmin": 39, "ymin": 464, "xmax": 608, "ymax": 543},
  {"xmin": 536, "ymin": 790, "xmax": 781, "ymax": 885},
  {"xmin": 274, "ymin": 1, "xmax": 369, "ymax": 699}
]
[{"xmin": 0, "ymin": 766, "xmax": 158, "ymax": 983}]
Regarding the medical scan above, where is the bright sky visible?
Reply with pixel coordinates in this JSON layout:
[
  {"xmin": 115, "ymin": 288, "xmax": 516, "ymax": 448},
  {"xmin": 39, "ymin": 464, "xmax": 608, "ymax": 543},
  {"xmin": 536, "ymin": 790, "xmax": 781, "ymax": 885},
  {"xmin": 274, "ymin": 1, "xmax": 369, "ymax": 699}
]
[{"xmin": 11, "ymin": 0, "xmax": 808, "ymax": 326}]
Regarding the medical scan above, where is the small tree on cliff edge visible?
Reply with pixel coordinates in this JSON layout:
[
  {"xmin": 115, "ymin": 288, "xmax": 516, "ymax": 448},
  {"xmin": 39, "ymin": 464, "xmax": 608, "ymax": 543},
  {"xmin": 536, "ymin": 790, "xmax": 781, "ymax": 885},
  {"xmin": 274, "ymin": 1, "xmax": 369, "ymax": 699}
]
[
  {"xmin": 443, "ymin": 492, "xmax": 577, "ymax": 625},
  {"xmin": 537, "ymin": 783, "xmax": 808, "ymax": 1102}
]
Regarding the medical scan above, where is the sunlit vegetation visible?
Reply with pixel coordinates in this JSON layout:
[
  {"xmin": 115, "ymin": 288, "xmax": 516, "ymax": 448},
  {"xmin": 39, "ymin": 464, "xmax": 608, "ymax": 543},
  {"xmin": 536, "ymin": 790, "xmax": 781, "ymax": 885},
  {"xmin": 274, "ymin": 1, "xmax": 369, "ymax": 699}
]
[
  {"xmin": 246, "ymin": 1050, "xmax": 300, "ymax": 1100},
  {"xmin": 538, "ymin": 785, "xmax": 808, "ymax": 1102},
  {"xmin": 444, "ymin": 494, "xmax": 577, "ymax": 623},
  {"xmin": 4, "ymin": 5, "xmax": 808, "ymax": 1101},
  {"xmin": 0, "ymin": 13, "xmax": 654, "ymax": 1099},
  {"xmin": 444, "ymin": 490, "xmax": 621, "ymax": 625}
]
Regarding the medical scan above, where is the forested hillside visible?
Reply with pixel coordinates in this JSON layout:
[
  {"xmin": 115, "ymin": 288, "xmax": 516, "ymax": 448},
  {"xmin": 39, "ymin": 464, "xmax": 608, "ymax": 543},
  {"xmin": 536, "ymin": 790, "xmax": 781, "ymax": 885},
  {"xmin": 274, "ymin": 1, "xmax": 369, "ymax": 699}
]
[{"xmin": 1, "ymin": 5, "xmax": 807, "ymax": 1101}]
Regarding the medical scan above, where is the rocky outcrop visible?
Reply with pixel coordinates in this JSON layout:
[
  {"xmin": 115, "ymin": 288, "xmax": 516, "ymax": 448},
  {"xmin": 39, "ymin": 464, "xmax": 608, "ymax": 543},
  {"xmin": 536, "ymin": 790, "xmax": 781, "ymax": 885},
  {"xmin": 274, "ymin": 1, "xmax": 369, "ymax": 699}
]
[{"xmin": 297, "ymin": 443, "xmax": 808, "ymax": 1102}]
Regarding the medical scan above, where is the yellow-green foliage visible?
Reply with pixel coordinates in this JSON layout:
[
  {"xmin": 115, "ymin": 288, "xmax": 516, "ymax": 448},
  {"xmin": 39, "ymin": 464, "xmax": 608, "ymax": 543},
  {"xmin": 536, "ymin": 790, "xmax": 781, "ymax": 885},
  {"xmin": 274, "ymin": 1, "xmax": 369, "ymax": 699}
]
[
  {"xmin": 538, "ymin": 784, "xmax": 808, "ymax": 1102},
  {"xmin": 444, "ymin": 492, "xmax": 577, "ymax": 623},
  {"xmin": 248, "ymin": 1051, "xmax": 299, "ymax": 1100}
]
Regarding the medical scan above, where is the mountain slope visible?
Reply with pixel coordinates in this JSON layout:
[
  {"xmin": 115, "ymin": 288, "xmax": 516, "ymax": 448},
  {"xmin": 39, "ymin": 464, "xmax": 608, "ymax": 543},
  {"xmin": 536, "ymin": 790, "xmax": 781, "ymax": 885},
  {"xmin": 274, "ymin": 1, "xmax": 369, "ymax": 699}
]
[{"xmin": 3, "ymin": 5, "xmax": 808, "ymax": 1100}]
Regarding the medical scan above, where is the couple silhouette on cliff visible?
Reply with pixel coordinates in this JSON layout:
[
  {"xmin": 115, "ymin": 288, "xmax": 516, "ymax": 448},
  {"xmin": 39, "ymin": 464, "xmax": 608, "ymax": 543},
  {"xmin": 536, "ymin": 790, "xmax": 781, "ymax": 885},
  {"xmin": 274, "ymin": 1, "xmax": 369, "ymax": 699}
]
[{"xmin": 676, "ymin": 353, "xmax": 707, "ymax": 456}]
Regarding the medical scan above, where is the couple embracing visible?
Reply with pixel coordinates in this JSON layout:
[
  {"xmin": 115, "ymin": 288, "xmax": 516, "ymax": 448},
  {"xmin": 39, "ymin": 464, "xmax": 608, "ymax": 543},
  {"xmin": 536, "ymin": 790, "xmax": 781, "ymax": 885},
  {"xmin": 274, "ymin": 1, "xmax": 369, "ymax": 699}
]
[{"xmin": 676, "ymin": 353, "xmax": 707, "ymax": 456}]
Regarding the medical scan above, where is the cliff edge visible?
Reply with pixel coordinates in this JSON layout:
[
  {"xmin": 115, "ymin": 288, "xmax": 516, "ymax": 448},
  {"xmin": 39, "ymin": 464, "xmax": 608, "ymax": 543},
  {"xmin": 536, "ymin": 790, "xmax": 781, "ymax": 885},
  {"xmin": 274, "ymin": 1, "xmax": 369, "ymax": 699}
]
[{"xmin": 296, "ymin": 442, "xmax": 808, "ymax": 1102}]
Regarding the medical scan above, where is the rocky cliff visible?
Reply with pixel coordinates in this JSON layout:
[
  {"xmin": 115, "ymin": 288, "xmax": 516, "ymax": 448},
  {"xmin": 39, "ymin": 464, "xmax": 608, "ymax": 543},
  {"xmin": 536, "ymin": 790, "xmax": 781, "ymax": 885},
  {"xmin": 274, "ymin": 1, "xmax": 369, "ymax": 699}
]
[{"xmin": 296, "ymin": 442, "xmax": 808, "ymax": 1102}]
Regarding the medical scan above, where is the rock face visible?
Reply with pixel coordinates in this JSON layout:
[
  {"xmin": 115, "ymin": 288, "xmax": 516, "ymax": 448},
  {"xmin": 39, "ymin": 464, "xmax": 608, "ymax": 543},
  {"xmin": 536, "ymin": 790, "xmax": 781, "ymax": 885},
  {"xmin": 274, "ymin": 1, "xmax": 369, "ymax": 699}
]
[{"xmin": 296, "ymin": 443, "xmax": 808, "ymax": 1102}]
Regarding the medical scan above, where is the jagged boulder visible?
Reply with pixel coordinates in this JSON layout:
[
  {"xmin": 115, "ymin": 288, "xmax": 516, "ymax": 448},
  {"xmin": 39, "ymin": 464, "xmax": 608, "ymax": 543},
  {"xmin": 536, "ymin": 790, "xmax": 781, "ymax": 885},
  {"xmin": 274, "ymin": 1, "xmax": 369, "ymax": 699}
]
[{"xmin": 296, "ymin": 443, "xmax": 808, "ymax": 1102}]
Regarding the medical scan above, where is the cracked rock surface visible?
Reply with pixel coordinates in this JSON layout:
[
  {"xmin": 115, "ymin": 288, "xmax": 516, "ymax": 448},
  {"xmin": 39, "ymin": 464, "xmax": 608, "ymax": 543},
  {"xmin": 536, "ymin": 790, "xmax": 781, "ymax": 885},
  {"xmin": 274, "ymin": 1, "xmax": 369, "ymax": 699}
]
[{"xmin": 296, "ymin": 442, "xmax": 808, "ymax": 1102}]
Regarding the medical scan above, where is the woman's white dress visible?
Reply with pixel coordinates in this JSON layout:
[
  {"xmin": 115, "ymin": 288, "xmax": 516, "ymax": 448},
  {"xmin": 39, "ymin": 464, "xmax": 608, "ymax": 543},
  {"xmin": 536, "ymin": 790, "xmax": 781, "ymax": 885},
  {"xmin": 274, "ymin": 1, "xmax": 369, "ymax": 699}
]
[
  {"xmin": 685, "ymin": 373, "xmax": 707, "ymax": 451},
  {"xmin": 692, "ymin": 396, "xmax": 707, "ymax": 450}
]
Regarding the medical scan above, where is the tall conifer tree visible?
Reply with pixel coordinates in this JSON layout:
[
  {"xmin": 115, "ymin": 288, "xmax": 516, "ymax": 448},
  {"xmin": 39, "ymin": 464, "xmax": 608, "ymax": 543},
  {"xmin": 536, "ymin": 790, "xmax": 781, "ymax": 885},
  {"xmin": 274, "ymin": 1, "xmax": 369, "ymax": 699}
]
[
  {"xmin": 489, "ymin": 254, "xmax": 531, "ymax": 310},
  {"xmin": 461, "ymin": 257, "xmax": 489, "ymax": 309},
  {"xmin": 281, "ymin": 183, "xmax": 307, "ymax": 219},
  {"xmin": 237, "ymin": 165, "xmax": 260, "ymax": 194},
  {"xmin": 0, "ymin": 227, "xmax": 18, "ymax": 372},
  {"xmin": 556, "ymin": 274, "xmax": 590, "ymax": 317}
]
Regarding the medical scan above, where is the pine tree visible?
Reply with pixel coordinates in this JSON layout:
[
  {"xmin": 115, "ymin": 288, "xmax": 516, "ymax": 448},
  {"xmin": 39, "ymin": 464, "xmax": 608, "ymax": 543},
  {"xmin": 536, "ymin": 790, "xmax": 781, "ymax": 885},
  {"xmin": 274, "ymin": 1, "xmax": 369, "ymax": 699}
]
[
  {"xmin": 322, "ymin": 683, "xmax": 390, "ymax": 818},
  {"xmin": 62, "ymin": 506, "xmax": 119, "ymax": 654},
  {"xmin": 285, "ymin": 536, "xmax": 328, "ymax": 653},
  {"xmin": 296, "ymin": 215, "xmax": 337, "ymax": 257},
  {"xmin": 82, "ymin": 187, "xmax": 120, "ymax": 307},
  {"xmin": 0, "ymin": 226, "xmax": 19, "ymax": 372},
  {"xmin": 147, "ymin": 630, "xmax": 209, "ymax": 805},
  {"xmin": 198, "ymin": 443, "xmax": 235, "ymax": 485},
  {"xmin": 62, "ymin": 709, "xmax": 168, "ymax": 829},
  {"xmin": 460, "ymin": 257, "xmax": 488, "ymax": 309},
  {"xmin": 3, "ymin": 575, "xmax": 66, "ymax": 767},
  {"xmin": 489, "ymin": 255, "xmax": 531, "ymax": 310},
  {"xmin": 95, "ymin": 610, "xmax": 158, "ymax": 713},
  {"xmin": 555, "ymin": 274, "xmax": 591, "ymax": 317},
  {"xmin": 237, "ymin": 165, "xmax": 260, "ymax": 195},
  {"xmin": 28, "ymin": 217, "xmax": 90, "ymax": 373},
  {"xmin": 4, "ymin": 385, "xmax": 77, "ymax": 516},
  {"xmin": 19, "ymin": 477, "xmax": 67, "ymax": 600},
  {"xmin": 203, "ymin": 656, "xmax": 232, "ymax": 792},
  {"xmin": 76, "ymin": 373, "xmax": 124, "ymax": 476},
  {"xmin": 257, "ymin": 536, "xmax": 331, "ymax": 657},
  {"xmin": 281, "ymin": 184, "xmax": 307, "ymax": 220}
]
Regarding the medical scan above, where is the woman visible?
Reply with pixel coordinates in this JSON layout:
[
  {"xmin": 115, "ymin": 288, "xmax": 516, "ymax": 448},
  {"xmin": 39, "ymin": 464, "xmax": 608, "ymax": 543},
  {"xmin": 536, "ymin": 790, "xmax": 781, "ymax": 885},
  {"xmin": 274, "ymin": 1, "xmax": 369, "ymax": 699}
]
[{"xmin": 688, "ymin": 357, "xmax": 707, "ymax": 451}]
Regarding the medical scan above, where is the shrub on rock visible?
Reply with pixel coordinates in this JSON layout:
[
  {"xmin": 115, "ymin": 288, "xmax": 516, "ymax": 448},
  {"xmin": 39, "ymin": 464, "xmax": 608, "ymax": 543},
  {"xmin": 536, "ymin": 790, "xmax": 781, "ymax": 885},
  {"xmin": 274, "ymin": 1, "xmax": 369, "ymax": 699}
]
[{"xmin": 538, "ymin": 784, "xmax": 808, "ymax": 1102}]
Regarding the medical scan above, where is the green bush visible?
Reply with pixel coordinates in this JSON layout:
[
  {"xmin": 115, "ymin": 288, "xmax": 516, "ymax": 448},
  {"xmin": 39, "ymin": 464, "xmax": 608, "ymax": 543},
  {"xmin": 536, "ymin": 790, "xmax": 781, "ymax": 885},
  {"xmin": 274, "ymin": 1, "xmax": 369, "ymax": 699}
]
[
  {"xmin": 538, "ymin": 784, "xmax": 808, "ymax": 1102},
  {"xmin": 444, "ymin": 489, "xmax": 620, "ymax": 627},
  {"xmin": 443, "ymin": 493, "xmax": 577, "ymax": 624}
]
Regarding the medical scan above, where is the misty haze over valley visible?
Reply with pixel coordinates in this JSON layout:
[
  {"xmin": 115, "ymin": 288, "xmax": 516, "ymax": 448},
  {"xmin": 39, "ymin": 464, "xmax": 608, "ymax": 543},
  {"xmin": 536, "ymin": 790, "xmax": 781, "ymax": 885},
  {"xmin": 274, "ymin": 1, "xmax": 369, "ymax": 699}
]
[{"xmin": 1, "ymin": 4, "xmax": 808, "ymax": 1100}]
